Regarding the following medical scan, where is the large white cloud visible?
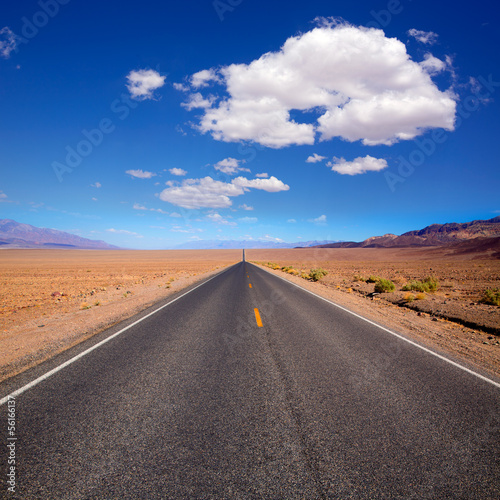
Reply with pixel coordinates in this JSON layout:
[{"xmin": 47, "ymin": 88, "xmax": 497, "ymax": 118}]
[
  {"xmin": 180, "ymin": 22, "xmax": 456, "ymax": 147},
  {"xmin": 159, "ymin": 175, "xmax": 289, "ymax": 209},
  {"xmin": 126, "ymin": 69, "xmax": 166, "ymax": 100},
  {"xmin": 327, "ymin": 155, "xmax": 388, "ymax": 175}
]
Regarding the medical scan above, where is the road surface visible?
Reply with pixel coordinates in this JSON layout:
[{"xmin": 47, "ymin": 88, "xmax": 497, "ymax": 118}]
[{"xmin": 1, "ymin": 260, "xmax": 499, "ymax": 498}]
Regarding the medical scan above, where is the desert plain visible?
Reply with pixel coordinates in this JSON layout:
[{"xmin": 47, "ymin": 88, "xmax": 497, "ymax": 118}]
[{"xmin": 0, "ymin": 246, "xmax": 499, "ymax": 382}]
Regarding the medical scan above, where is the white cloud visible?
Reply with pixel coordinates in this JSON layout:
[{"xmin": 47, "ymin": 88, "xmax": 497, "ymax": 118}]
[
  {"xmin": 169, "ymin": 168, "xmax": 187, "ymax": 176},
  {"xmin": 306, "ymin": 153, "xmax": 326, "ymax": 163},
  {"xmin": 287, "ymin": 219, "xmax": 296, "ymax": 223},
  {"xmin": 311, "ymin": 215, "xmax": 327, "ymax": 225},
  {"xmin": 408, "ymin": 29, "xmax": 438, "ymax": 45},
  {"xmin": 126, "ymin": 69, "xmax": 166, "ymax": 100},
  {"xmin": 239, "ymin": 204, "xmax": 254, "ymax": 211},
  {"xmin": 126, "ymin": 169, "xmax": 156, "ymax": 179},
  {"xmin": 190, "ymin": 69, "xmax": 220, "ymax": 88},
  {"xmin": 239, "ymin": 217, "xmax": 258, "ymax": 223},
  {"xmin": 170, "ymin": 212, "xmax": 182, "ymax": 218},
  {"xmin": 133, "ymin": 203, "xmax": 148, "ymax": 210},
  {"xmin": 232, "ymin": 176, "xmax": 290, "ymax": 193},
  {"xmin": 159, "ymin": 175, "xmax": 289, "ymax": 209},
  {"xmin": 107, "ymin": 228, "xmax": 143, "ymax": 238},
  {"xmin": 214, "ymin": 157, "xmax": 250, "ymax": 175},
  {"xmin": 91, "ymin": 182, "xmax": 102, "ymax": 188},
  {"xmin": 181, "ymin": 92, "xmax": 214, "ymax": 111},
  {"xmin": 207, "ymin": 213, "xmax": 235, "ymax": 225},
  {"xmin": 183, "ymin": 22, "xmax": 456, "ymax": 148},
  {"xmin": 173, "ymin": 82, "xmax": 189, "ymax": 92},
  {"xmin": 92, "ymin": 197, "xmax": 98, "ymax": 201},
  {"xmin": 327, "ymin": 155, "xmax": 388, "ymax": 175},
  {"xmin": 0, "ymin": 27, "xmax": 16, "ymax": 59},
  {"xmin": 255, "ymin": 173, "xmax": 269, "ymax": 178},
  {"xmin": 0, "ymin": 191, "xmax": 7, "ymax": 201},
  {"xmin": 420, "ymin": 53, "xmax": 446, "ymax": 75}
]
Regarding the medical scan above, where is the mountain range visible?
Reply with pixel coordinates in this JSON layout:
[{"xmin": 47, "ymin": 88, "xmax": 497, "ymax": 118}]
[
  {"xmin": 0, "ymin": 219, "xmax": 120, "ymax": 250},
  {"xmin": 1, "ymin": 216, "xmax": 499, "ymax": 251},
  {"xmin": 312, "ymin": 216, "xmax": 500, "ymax": 249}
]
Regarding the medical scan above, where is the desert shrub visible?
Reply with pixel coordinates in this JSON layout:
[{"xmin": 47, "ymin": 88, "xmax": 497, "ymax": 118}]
[
  {"xmin": 353, "ymin": 274, "xmax": 366, "ymax": 282},
  {"xmin": 367, "ymin": 275, "xmax": 380, "ymax": 283},
  {"xmin": 416, "ymin": 293, "xmax": 426, "ymax": 300},
  {"xmin": 309, "ymin": 268, "xmax": 328, "ymax": 282},
  {"xmin": 374, "ymin": 278, "xmax": 395, "ymax": 293},
  {"xmin": 402, "ymin": 277, "xmax": 439, "ymax": 293},
  {"xmin": 404, "ymin": 292, "xmax": 415, "ymax": 303},
  {"xmin": 281, "ymin": 266, "xmax": 292, "ymax": 272},
  {"xmin": 480, "ymin": 289, "xmax": 500, "ymax": 306},
  {"xmin": 80, "ymin": 302, "xmax": 91, "ymax": 310},
  {"xmin": 287, "ymin": 268, "xmax": 299, "ymax": 276}
]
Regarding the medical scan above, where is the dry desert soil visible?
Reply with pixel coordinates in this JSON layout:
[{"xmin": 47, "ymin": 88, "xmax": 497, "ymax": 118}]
[{"xmin": 0, "ymin": 247, "xmax": 499, "ymax": 383}]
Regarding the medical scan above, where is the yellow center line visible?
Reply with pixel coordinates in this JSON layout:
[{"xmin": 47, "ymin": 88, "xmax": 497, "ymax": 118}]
[{"xmin": 254, "ymin": 308, "xmax": 263, "ymax": 327}]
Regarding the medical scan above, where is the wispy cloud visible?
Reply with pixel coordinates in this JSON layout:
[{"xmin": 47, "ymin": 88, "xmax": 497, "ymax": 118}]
[
  {"xmin": 107, "ymin": 228, "xmax": 143, "ymax": 238},
  {"xmin": 91, "ymin": 182, "xmax": 102, "ymax": 188},
  {"xmin": 126, "ymin": 169, "xmax": 156, "ymax": 179},
  {"xmin": 239, "ymin": 204, "xmax": 254, "ymax": 211},
  {"xmin": 214, "ymin": 157, "xmax": 250, "ymax": 175},
  {"xmin": 0, "ymin": 27, "xmax": 17, "ymax": 59},
  {"xmin": 126, "ymin": 69, "xmax": 166, "ymax": 100},
  {"xmin": 310, "ymin": 215, "xmax": 327, "ymax": 225},
  {"xmin": 306, "ymin": 153, "xmax": 326, "ymax": 163},
  {"xmin": 327, "ymin": 155, "xmax": 388, "ymax": 175},
  {"xmin": 169, "ymin": 168, "xmax": 187, "ymax": 176},
  {"xmin": 408, "ymin": 28, "xmax": 439, "ymax": 45},
  {"xmin": 238, "ymin": 217, "xmax": 257, "ymax": 223}
]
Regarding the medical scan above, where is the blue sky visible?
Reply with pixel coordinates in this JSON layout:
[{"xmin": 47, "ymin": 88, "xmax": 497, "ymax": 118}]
[{"xmin": 1, "ymin": 0, "xmax": 499, "ymax": 249}]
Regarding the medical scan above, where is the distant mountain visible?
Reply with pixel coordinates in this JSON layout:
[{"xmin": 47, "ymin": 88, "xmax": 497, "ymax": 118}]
[
  {"xmin": 0, "ymin": 219, "xmax": 120, "ymax": 249},
  {"xmin": 313, "ymin": 216, "xmax": 500, "ymax": 249},
  {"xmin": 174, "ymin": 239, "xmax": 339, "ymax": 250}
]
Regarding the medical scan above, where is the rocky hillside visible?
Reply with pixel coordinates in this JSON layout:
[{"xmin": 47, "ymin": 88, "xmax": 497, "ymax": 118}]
[
  {"xmin": 0, "ymin": 219, "xmax": 120, "ymax": 249},
  {"xmin": 314, "ymin": 216, "xmax": 500, "ymax": 249}
]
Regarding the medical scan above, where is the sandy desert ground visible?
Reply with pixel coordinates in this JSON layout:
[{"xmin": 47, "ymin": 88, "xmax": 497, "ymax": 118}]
[
  {"xmin": 0, "ymin": 249, "xmax": 241, "ymax": 381},
  {"xmin": 247, "ymin": 247, "xmax": 500, "ymax": 378},
  {"xmin": 0, "ymin": 246, "xmax": 498, "ymax": 382}
]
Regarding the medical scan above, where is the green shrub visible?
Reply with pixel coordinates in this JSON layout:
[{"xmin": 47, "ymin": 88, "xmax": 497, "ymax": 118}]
[
  {"xmin": 480, "ymin": 289, "xmax": 500, "ymax": 306},
  {"xmin": 367, "ymin": 275, "xmax": 380, "ymax": 283},
  {"xmin": 353, "ymin": 274, "xmax": 366, "ymax": 282},
  {"xmin": 309, "ymin": 268, "xmax": 328, "ymax": 282},
  {"xmin": 402, "ymin": 276, "xmax": 439, "ymax": 293},
  {"xmin": 374, "ymin": 278, "xmax": 395, "ymax": 293}
]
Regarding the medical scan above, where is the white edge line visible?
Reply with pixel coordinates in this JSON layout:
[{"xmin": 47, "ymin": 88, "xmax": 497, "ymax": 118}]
[
  {"xmin": 253, "ymin": 263, "xmax": 500, "ymax": 390},
  {"xmin": 0, "ymin": 263, "xmax": 238, "ymax": 406}
]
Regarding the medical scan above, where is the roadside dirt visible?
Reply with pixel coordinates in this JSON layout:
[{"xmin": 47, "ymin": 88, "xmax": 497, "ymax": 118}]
[
  {"xmin": 0, "ymin": 249, "xmax": 240, "ymax": 382},
  {"xmin": 247, "ymin": 248, "xmax": 500, "ymax": 380}
]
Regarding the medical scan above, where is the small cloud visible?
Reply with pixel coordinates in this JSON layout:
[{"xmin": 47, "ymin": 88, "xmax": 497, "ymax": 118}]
[
  {"xmin": 0, "ymin": 27, "xmax": 17, "ymax": 59},
  {"xmin": 207, "ymin": 212, "xmax": 235, "ymax": 225},
  {"xmin": 0, "ymin": 191, "xmax": 7, "ymax": 200},
  {"xmin": 238, "ymin": 217, "xmax": 258, "ymax": 223},
  {"xmin": 287, "ymin": 219, "xmax": 296, "ymax": 223},
  {"xmin": 408, "ymin": 28, "xmax": 438, "ymax": 45},
  {"xmin": 306, "ymin": 154, "xmax": 326, "ymax": 163},
  {"xmin": 239, "ymin": 204, "xmax": 254, "ymax": 211},
  {"xmin": 327, "ymin": 155, "xmax": 388, "ymax": 175},
  {"xmin": 169, "ymin": 168, "xmax": 187, "ymax": 176},
  {"xmin": 91, "ymin": 182, "xmax": 102, "ymax": 188},
  {"xmin": 214, "ymin": 157, "xmax": 250, "ymax": 175},
  {"xmin": 190, "ymin": 69, "xmax": 220, "ymax": 88},
  {"xmin": 126, "ymin": 69, "xmax": 166, "ymax": 100},
  {"xmin": 133, "ymin": 203, "xmax": 148, "ymax": 210},
  {"xmin": 92, "ymin": 197, "xmax": 98, "ymax": 202},
  {"xmin": 173, "ymin": 82, "xmax": 189, "ymax": 92},
  {"xmin": 107, "ymin": 228, "xmax": 143, "ymax": 238},
  {"xmin": 126, "ymin": 169, "xmax": 156, "ymax": 179},
  {"xmin": 170, "ymin": 212, "xmax": 182, "ymax": 218},
  {"xmin": 255, "ymin": 173, "xmax": 269, "ymax": 178},
  {"xmin": 310, "ymin": 215, "xmax": 327, "ymax": 225}
]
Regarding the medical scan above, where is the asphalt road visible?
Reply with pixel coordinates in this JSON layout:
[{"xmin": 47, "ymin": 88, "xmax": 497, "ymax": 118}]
[{"xmin": 1, "ymin": 260, "xmax": 499, "ymax": 499}]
